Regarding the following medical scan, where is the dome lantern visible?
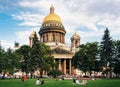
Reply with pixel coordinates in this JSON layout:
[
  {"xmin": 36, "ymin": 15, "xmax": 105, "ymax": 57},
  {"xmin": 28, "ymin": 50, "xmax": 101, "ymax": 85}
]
[
  {"xmin": 50, "ymin": 4, "xmax": 54, "ymax": 14},
  {"xmin": 43, "ymin": 5, "xmax": 62, "ymax": 23}
]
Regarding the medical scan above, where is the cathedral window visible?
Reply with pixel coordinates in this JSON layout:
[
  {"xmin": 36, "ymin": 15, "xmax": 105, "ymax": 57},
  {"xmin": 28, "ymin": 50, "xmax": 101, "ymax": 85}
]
[
  {"xmin": 75, "ymin": 40, "xmax": 78, "ymax": 47},
  {"xmin": 48, "ymin": 23, "xmax": 50, "ymax": 26},
  {"xmin": 43, "ymin": 35, "xmax": 45, "ymax": 42},
  {"xmin": 53, "ymin": 24, "xmax": 55, "ymax": 26},
  {"xmin": 56, "ymin": 23, "xmax": 58, "ymax": 26},
  {"xmin": 46, "ymin": 34, "xmax": 48, "ymax": 42},
  {"xmin": 52, "ymin": 33, "xmax": 55, "ymax": 42}
]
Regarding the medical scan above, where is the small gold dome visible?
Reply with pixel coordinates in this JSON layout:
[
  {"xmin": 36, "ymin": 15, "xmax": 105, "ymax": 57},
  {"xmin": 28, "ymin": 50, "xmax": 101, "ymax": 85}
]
[
  {"xmin": 72, "ymin": 32, "xmax": 80, "ymax": 39},
  {"xmin": 30, "ymin": 31, "xmax": 36, "ymax": 38},
  {"xmin": 74, "ymin": 32, "xmax": 79, "ymax": 36},
  {"xmin": 43, "ymin": 5, "xmax": 62, "ymax": 23}
]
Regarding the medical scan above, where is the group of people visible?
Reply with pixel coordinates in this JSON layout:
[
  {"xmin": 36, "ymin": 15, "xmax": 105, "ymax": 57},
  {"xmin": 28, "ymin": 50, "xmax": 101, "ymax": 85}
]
[
  {"xmin": 73, "ymin": 78, "xmax": 87, "ymax": 85},
  {"xmin": 21, "ymin": 75, "xmax": 44, "ymax": 85},
  {"xmin": 21, "ymin": 75, "xmax": 87, "ymax": 85},
  {"xmin": 36, "ymin": 79, "xmax": 44, "ymax": 85}
]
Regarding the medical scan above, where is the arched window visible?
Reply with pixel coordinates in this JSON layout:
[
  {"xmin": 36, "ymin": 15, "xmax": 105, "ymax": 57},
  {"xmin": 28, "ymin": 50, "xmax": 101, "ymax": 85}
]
[
  {"xmin": 43, "ymin": 34, "xmax": 45, "ymax": 42},
  {"xmin": 75, "ymin": 40, "xmax": 78, "ymax": 47},
  {"xmin": 52, "ymin": 33, "xmax": 55, "ymax": 42},
  {"xmin": 46, "ymin": 33, "xmax": 48, "ymax": 42}
]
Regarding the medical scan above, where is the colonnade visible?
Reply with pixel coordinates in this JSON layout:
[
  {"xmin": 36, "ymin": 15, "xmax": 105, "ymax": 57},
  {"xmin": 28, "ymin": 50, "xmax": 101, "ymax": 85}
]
[
  {"xmin": 56, "ymin": 59, "xmax": 72, "ymax": 75},
  {"xmin": 40, "ymin": 32, "xmax": 65, "ymax": 43}
]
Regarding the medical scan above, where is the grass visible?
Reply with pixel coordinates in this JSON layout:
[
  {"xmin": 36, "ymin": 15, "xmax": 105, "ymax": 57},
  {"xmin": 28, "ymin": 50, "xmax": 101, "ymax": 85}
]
[{"xmin": 0, "ymin": 78, "xmax": 120, "ymax": 87}]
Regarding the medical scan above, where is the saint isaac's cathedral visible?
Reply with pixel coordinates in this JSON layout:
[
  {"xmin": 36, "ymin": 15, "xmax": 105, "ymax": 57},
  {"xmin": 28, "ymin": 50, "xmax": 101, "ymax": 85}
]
[{"xmin": 29, "ymin": 5, "xmax": 80, "ymax": 75}]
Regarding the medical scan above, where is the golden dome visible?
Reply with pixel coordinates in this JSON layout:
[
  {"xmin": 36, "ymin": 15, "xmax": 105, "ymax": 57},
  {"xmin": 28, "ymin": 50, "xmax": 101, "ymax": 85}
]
[
  {"xmin": 43, "ymin": 14, "xmax": 61, "ymax": 23},
  {"xmin": 43, "ymin": 5, "xmax": 62, "ymax": 23}
]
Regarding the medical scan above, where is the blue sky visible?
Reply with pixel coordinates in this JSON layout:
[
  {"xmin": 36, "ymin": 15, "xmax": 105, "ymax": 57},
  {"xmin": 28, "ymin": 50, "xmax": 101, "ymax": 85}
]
[{"xmin": 0, "ymin": 0, "xmax": 120, "ymax": 50}]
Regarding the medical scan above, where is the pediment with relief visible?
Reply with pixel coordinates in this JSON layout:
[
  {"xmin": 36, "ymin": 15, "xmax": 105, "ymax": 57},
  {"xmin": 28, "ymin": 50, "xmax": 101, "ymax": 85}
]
[{"xmin": 52, "ymin": 47, "xmax": 72, "ymax": 54}]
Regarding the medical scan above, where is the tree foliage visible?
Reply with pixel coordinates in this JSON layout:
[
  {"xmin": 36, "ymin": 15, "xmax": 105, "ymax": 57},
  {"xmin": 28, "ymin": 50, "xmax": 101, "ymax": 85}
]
[
  {"xmin": 30, "ymin": 32, "xmax": 56, "ymax": 78},
  {"xmin": 1, "ymin": 28, "xmax": 120, "ymax": 78},
  {"xmin": 0, "ymin": 47, "xmax": 5, "ymax": 73},
  {"xmin": 15, "ymin": 45, "xmax": 31, "ymax": 74},
  {"xmin": 100, "ymin": 28, "xmax": 113, "ymax": 78},
  {"xmin": 112, "ymin": 40, "xmax": 120, "ymax": 77},
  {"xmin": 0, "ymin": 48, "xmax": 21, "ymax": 76},
  {"xmin": 72, "ymin": 42, "xmax": 99, "ymax": 76}
]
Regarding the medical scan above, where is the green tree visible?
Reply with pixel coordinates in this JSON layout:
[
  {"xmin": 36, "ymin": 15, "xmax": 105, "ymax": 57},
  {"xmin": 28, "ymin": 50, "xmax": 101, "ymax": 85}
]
[
  {"xmin": 30, "ymin": 32, "xmax": 42, "ymax": 78},
  {"xmin": 44, "ymin": 55, "xmax": 61, "ymax": 78},
  {"xmin": 100, "ymin": 28, "xmax": 113, "ymax": 78},
  {"xmin": 48, "ymin": 70, "xmax": 63, "ymax": 78},
  {"xmin": 0, "ymin": 48, "xmax": 20, "ymax": 79},
  {"xmin": 72, "ymin": 42, "xmax": 99, "ymax": 77},
  {"xmin": 39, "ymin": 43, "xmax": 56, "ymax": 77},
  {"xmin": 44, "ymin": 55, "xmax": 60, "ymax": 77},
  {"xmin": 113, "ymin": 60, "xmax": 120, "ymax": 78},
  {"xmin": 86, "ymin": 42, "xmax": 99, "ymax": 76},
  {"xmin": 5, "ymin": 48, "xmax": 17, "ymax": 74},
  {"xmin": 30, "ymin": 32, "xmax": 50, "ymax": 78},
  {"xmin": 30, "ymin": 32, "xmax": 58, "ymax": 78},
  {"xmin": 112, "ymin": 40, "xmax": 120, "ymax": 77},
  {"xmin": 92, "ymin": 60, "xmax": 101, "ymax": 77},
  {"xmin": 16, "ymin": 45, "xmax": 31, "ymax": 75},
  {"xmin": 43, "ymin": 55, "xmax": 54, "ymax": 73},
  {"xmin": 0, "ymin": 46, "xmax": 5, "ymax": 74}
]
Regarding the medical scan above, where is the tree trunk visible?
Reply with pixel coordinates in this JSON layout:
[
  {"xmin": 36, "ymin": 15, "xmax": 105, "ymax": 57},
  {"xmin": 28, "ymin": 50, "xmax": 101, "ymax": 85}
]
[
  {"xmin": 40, "ymin": 69, "xmax": 43, "ymax": 78},
  {"xmin": 85, "ymin": 72, "xmax": 87, "ymax": 77},
  {"xmin": 90, "ymin": 71, "xmax": 92, "ymax": 77},
  {"xmin": 30, "ymin": 72, "xmax": 34, "ymax": 78},
  {"xmin": 109, "ymin": 66, "xmax": 112, "ymax": 78}
]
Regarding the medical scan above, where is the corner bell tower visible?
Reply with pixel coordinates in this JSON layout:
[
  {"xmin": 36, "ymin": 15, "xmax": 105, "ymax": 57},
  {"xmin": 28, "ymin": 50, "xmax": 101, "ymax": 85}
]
[
  {"xmin": 71, "ymin": 32, "xmax": 80, "ymax": 52},
  {"xmin": 29, "ymin": 31, "xmax": 36, "ymax": 47}
]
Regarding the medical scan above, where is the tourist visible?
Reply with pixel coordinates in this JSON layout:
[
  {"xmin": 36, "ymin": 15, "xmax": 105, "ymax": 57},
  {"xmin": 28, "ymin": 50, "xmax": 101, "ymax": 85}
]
[
  {"xmin": 82, "ymin": 80, "xmax": 87, "ymax": 85},
  {"xmin": 76, "ymin": 79, "xmax": 80, "ymax": 84},
  {"xmin": 41, "ymin": 80, "xmax": 44, "ymax": 85},
  {"xmin": 23, "ymin": 75, "xmax": 26, "ymax": 82},
  {"xmin": 62, "ymin": 76, "xmax": 64, "ymax": 80},
  {"xmin": 21, "ymin": 76, "xmax": 24, "ymax": 82},
  {"xmin": 36, "ymin": 79, "xmax": 40, "ymax": 85},
  {"xmin": 73, "ymin": 78, "xmax": 76, "ymax": 84}
]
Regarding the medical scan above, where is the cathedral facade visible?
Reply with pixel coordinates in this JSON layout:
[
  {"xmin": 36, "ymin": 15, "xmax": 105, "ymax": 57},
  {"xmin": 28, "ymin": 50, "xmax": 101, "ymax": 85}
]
[{"xmin": 29, "ymin": 5, "xmax": 80, "ymax": 75}]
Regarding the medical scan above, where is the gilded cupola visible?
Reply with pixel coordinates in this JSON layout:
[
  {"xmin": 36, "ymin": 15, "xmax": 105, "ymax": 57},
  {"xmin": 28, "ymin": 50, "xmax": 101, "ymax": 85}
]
[
  {"xmin": 43, "ymin": 5, "xmax": 62, "ymax": 23},
  {"xmin": 40, "ymin": 5, "xmax": 66, "ymax": 32},
  {"xmin": 29, "ymin": 30, "xmax": 36, "ymax": 38},
  {"xmin": 39, "ymin": 5, "xmax": 66, "ymax": 44},
  {"xmin": 71, "ymin": 32, "xmax": 80, "ymax": 39}
]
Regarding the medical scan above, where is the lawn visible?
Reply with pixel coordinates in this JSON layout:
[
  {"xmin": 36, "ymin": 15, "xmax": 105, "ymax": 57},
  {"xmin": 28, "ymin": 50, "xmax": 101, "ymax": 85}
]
[{"xmin": 0, "ymin": 78, "xmax": 120, "ymax": 87}]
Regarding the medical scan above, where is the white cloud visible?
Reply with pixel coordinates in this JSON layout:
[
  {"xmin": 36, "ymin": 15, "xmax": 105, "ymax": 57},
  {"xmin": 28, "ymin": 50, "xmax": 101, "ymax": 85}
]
[
  {"xmin": 15, "ymin": 27, "xmax": 40, "ymax": 46},
  {"xmin": 16, "ymin": 0, "xmax": 120, "ymax": 41},
  {"xmin": 19, "ymin": 22, "xmax": 39, "ymax": 26},
  {"xmin": 0, "ymin": 40, "xmax": 14, "ymax": 50},
  {"xmin": 8, "ymin": 0, "xmax": 120, "ymax": 48},
  {"xmin": 12, "ymin": 12, "xmax": 44, "ymax": 27}
]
